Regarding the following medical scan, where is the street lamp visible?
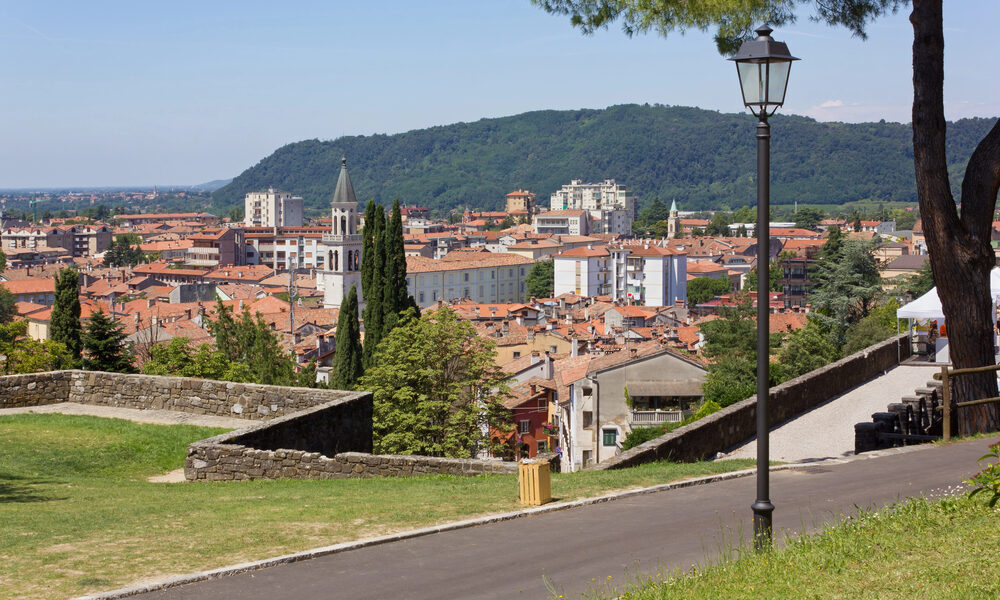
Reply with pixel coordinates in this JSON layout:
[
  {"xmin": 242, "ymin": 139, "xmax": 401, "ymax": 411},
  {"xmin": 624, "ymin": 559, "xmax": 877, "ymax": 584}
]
[{"xmin": 729, "ymin": 25, "xmax": 798, "ymax": 552}]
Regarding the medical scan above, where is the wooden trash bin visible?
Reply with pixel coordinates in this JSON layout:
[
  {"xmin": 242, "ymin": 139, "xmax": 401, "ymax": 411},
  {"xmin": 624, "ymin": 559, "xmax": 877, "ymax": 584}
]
[{"xmin": 518, "ymin": 460, "xmax": 551, "ymax": 505}]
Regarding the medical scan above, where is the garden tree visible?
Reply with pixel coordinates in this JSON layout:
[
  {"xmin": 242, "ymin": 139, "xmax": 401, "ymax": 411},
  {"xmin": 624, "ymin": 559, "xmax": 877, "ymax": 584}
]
[
  {"xmin": 899, "ymin": 260, "xmax": 934, "ymax": 297},
  {"xmin": 794, "ymin": 207, "xmax": 826, "ymax": 230},
  {"xmin": 206, "ymin": 300, "xmax": 296, "ymax": 386},
  {"xmin": 524, "ymin": 259, "xmax": 555, "ymax": 300},
  {"xmin": 0, "ymin": 321, "xmax": 73, "ymax": 375},
  {"xmin": 744, "ymin": 259, "xmax": 783, "ymax": 293},
  {"xmin": 891, "ymin": 207, "xmax": 918, "ymax": 231},
  {"xmin": 382, "ymin": 199, "xmax": 409, "ymax": 332},
  {"xmin": 700, "ymin": 296, "xmax": 781, "ymax": 406},
  {"xmin": 533, "ymin": 0, "xmax": 1000, "ymax": 432},
  {"xmin": 359, "ymin": 307, "xmax": 513, "ymax": 458},
  {"xmin": 820, "ymin": 225, "xmax": 845, "ymax": 259},
  {"xmin": 332, "ymin": 285, "xmax": 363, "ymax": 389},
  {"xmin": 142, "ymin": 338, "xmax": 230, "ymax": 380},
  {"xmin": 50, "ymin": 267, "xmax": 82, "ymax": 360},
  {"xmin": 776, "ymin": 318, "xmax": 840, "ymax": 380},
  {"xmin": 811, "ymin": 239, "xmax": 882, "ymax": 346},
  {"xmin": 0, "ymin": 286, "xmax": 16, "ymax": 323},
  {"xmin": 103, "ymin": 234, "xmax": 146, "ymax": 267},
  {"xmin": 81, "ymin": 309, "xmax": 135, "ymax": 373},
  {"xmin": 705, "ymin": 211, "xmax": 730, "ymax": 236},
  {"xmin": 361, "ymin": 206, "xmax": 386, "ymax": 369},
  {"xmin": 687, "ymin": 276, "xmax": 731, "ymax": 306},
  {"xmin": 636, "ymin": 197, "xmax": 670, "ymax": 228},
  {"xmin": 0, "ymin": 248, "xmax": 6, "ymax": 271},
  {"xmin": 841, "ymin": 299, "xmax": 903, "ymax": 356}
]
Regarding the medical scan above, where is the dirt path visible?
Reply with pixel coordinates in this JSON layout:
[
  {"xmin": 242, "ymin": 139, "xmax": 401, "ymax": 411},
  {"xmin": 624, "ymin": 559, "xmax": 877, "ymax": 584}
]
[{"xmin": 0, "ymin": 402, "xmax": 249, "ymax": 429}]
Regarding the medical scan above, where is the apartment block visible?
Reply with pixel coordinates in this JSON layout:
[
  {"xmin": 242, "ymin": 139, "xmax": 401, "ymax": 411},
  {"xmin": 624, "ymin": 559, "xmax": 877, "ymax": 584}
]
[
  {"xmin": 405, "ymin": 251, "xmax": 534, "ymax": 307},
  {"xmin": 244, "ymin": 188, "xmax": 304, "ymax": 228},
  {"xmin": 548, "ymin": 179, "xmax": 636, "ymax": 235},
  {"xmin": 553, "ymin": 241, "xmax": 687, "ymax": 307}
]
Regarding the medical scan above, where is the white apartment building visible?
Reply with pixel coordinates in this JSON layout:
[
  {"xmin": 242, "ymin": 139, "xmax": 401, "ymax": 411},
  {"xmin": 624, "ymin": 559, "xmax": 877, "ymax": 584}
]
[
  {"xmin": 549, "ymin": 179, "xmax": 636, "ymax": 235},
  {"xmin": 532, "ymin": 210, "xmax": 590, "ymax": 236},
  {"xmin": 406, "ymin": 251, "xmax": 534, "ymax": 308},
  {"xmin": 244, "ymin": 188, "xmax": 304, "ymax": 228},
  {"xmin": 244, "ymin": 226, "xmax": 330, "ymax": 271},
  {"xmin": 553, "ymin": 241, "xmax": 687, "ymax": 307},
  {"xmin": 553, "ymin": 245, "xmax": 612, "ymax": 297}
]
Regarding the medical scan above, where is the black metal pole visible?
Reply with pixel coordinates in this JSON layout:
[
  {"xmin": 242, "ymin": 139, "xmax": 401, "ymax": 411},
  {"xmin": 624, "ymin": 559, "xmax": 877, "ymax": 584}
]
[{"xmin": 752, "ymin": 117, "xmax": 774, "ymax": 551}]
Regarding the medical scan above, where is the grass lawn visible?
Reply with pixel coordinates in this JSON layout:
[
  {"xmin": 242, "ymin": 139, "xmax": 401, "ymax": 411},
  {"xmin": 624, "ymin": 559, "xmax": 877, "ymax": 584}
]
[
  {"xmin": 0, "ymin": 413, "xmax": 755, "ymax": 600},
  {"xmin": 588, "ymin": 494, "xmax": 1000, "ymax": 600}
]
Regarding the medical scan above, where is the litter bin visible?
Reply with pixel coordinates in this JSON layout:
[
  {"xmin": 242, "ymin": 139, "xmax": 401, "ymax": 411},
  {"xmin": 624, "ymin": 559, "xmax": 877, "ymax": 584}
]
[{"xmin": 518, "ymin": 460, "xmax": 551, "ymax": 506}]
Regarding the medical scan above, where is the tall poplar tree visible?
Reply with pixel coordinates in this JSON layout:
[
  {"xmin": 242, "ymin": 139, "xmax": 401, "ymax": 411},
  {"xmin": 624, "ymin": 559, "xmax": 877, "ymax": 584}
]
[
  {"xmin": 333, "ymin": 285, "xmax": 363, "ymax": 388},
  {"xmin": 50, "ymin": 267, "xmax": 82, "ymax": 361},
  {"xmin": 362, "ymin": 206, "xmax": 386, "ymax": 369}
]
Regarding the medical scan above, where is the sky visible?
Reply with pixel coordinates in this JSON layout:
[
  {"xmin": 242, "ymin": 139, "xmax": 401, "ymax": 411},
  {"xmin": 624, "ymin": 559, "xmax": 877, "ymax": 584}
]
[{"xmin": 1, "ymin": 1, "xmax": 998, "ymax": 188}]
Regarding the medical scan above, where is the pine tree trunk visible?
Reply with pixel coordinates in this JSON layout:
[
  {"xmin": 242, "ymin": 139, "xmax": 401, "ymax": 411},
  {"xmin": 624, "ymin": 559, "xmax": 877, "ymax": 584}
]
[{"xmin": 911, "ymin": 0, "xmax": 1000, "ymax": 434}]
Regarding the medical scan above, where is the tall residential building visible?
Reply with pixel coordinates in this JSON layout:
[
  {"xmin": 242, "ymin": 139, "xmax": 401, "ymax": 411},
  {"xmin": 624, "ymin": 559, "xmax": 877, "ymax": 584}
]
[
  {"xmin": 505, "ymin": 189, "xmax": 537, "ymax": 214},
  {"xmin": 549, "ymin": 179, "xmax": 636, "ymax": 235},
  {"xmin": 318, "ymin": 158, "xmax": 364, "ymax": 309},
  {"xmin": 553, "ymin": 241, "xmax": 687, "ymax": 307},
  {"xmin": 244, "ymin": 188, "xmax": 304, "ymax": 228}
]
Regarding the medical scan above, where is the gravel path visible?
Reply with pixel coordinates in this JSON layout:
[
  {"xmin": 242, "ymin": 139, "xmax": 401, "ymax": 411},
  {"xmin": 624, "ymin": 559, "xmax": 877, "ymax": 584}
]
[
  {"xmin": 0, "ymin": 402, "xmax": 248, "ymax": 429},
  {"xmin": 726, "ymin": 363, "xmax": 942, "ymax": 463}
]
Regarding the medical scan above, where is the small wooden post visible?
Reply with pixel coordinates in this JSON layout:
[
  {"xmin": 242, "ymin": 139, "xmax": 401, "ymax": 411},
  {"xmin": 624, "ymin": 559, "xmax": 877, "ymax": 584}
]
[{"xmin": 940, "ymin": 365, "xmax": 951, "ymax": 442}]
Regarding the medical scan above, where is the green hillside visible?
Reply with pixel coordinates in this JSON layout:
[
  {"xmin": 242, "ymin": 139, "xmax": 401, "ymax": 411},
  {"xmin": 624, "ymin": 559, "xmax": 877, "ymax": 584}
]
[{"xmin": 212, "ymin": 104, "xmax": 995, "ymax": 215}]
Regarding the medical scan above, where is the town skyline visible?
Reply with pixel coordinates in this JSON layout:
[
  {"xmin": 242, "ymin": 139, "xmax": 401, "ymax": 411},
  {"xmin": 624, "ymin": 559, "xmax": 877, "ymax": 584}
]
[{"xmin": 2, "ymin": 1, "xmax": 998, "ymax": 188}]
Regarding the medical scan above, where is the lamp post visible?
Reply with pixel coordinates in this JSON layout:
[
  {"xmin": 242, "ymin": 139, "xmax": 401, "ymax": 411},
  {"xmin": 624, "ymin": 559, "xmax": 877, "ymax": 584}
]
[{"xmin": 729, "ymin": 25, "xmax": 798, "ymax": 552}]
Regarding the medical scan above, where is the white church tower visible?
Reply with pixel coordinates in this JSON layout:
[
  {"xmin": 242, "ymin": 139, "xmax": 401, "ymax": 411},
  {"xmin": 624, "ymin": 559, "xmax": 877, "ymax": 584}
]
[{"xmin": 319, "ymin": 157, "xmax": 364, "ymax": 308}]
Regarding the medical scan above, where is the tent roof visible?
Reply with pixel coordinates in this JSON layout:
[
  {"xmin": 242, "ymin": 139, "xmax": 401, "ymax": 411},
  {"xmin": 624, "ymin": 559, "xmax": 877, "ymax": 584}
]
[{"xmin": 897, "ymin": 267, "xmax": 1000, "ymax": 320}]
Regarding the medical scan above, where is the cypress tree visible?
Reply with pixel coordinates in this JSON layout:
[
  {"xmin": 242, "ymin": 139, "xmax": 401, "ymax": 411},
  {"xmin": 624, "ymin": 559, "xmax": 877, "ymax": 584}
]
[
  {"xmin": 362, "ymin": 207, "xmax": 386, "ymax": 369},
  {"xmin": 333, "ymin": 285, "xmax": 363, "ymax": 388},
  {"xmin": 360, "ymin": 199, "xmax": 379, "ymax": 303},
  {"xmin": 50, "ymin": 267, "xmax": 82, "ymax": 360},
  {"xmin": 381, "ymin": 199, "xmax": 407, "ymax": 332},
  {"xmin": 82, "ymin": 309, "xmax": 134, "ymax": 373}
]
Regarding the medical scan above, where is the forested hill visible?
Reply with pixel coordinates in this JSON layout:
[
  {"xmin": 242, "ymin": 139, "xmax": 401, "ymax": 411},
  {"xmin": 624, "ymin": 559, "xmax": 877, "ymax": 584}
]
[{"xmin": 212, "ymin": 104, "xmax": 994, "ymax": 215}]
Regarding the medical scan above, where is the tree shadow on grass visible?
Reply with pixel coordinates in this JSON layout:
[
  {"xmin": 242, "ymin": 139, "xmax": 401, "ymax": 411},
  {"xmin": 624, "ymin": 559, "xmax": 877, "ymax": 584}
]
[{"xmin": 0, "ymin": 473, "xmax": 66, "ymax": 503}]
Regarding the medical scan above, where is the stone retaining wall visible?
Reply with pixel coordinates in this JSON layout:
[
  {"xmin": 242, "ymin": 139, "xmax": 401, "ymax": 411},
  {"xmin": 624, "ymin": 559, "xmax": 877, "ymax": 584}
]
[
  {"xmin": 595, "ymin": 335, "xmax": 911, "ymax": 469},
  {"xmin": 0, "ymin": 370, "xmax": 73, "ymax": 409}
]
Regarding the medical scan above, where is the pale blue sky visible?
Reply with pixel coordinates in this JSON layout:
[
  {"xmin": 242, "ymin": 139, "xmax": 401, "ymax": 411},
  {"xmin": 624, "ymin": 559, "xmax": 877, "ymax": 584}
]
[{"xmin": 1, "ymin": 1, "xmax": 997, "ymax": 188}]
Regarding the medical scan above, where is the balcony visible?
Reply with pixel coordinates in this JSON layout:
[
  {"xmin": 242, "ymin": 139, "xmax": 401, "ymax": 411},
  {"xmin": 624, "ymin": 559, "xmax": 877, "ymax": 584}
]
[
  {"xmin": 629, "ymin": 410, "xmax": 688, "ymax": 425},
  {"xmin": 322, "ymin": 234, "xmax": 362, "ymax": 244},
  {"xmin": 188, "ymin": 247, "xmax": 220, "ymax": 257}
]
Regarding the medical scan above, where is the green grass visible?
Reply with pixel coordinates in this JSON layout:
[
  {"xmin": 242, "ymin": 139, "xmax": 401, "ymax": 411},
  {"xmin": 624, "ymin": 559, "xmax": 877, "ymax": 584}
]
[
  {"xmin": 0, "ymin": 414, "xmax": 755, "ymax": 600},
  {"xmin": 580, "ymin": 495, "xmax": 1000, "ymax": 600}
]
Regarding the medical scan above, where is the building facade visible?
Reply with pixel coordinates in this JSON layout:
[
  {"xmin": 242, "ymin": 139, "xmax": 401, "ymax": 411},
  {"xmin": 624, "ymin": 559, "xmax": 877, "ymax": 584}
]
[
  {"xmin": 549, "ymin": 179, "xmax": 636, "ymax": 235},
  {"xmin": 532, "ymin": 210, "xmax": 590, "ymax": 236},
  {"xmin": 405, "ymin": 251, "xmax": 534, "ymax": 308},
  {"xmin": 243, "ymin": 188, "xmax": 304, "ymax": 228}
]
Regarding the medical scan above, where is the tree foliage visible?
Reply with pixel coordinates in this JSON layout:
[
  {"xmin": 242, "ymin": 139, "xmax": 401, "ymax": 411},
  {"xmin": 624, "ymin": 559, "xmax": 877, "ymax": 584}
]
[
  {"xmin": 524, "ymin": 259, "xmax": 555, "ymax": 300},
  {"xmin": 776, "ymin": 318, "xmax": 840, "ymax": 380},
  {"xmin": 0, "ymin": 286, "xmax": 17, "ymax": 324},
  {"xmin": 333, "ymin": 285, "xmax": 363, "ymax": 389},
  {"xmin": 81, "ymin": 309, "xmax": 135, "ymax": 373},
  {"xmin": 810, "ymin": 239, "xmax": 882, "ymax": 344},
  {"xmin": 359, "ymin": 307, "xmax": 512, "ymax": 458},
  {"xmin": 50, "ymin": 267, "xmax": 82, "ymax": 361},
  {"xmin": 0, "ymin": 321, "xmax": 73, "ymax": 375},
  {"xmin": 103, "ymin": 234, "xmax": 146, "ymax": 267},
  {"xmin": 362, "ymin": 206, "xmax": 386, "ymax": 370},
  {"xmin": 203, "ymin": 299, "xmax": 297, "ymax": 386},
  {"xmin": 687, "ymin": 276, "xmax": 730, "ymax": 306}
]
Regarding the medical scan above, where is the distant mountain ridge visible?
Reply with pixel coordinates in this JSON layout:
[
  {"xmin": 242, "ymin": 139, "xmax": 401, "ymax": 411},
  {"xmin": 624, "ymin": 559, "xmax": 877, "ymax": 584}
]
[{"xmin": 212, "ymin": 104, "xmax": 995, "ymax": 215}]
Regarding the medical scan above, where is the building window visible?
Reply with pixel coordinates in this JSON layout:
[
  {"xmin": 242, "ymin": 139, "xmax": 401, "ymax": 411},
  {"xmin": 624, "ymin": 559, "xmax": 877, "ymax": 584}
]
[
  {"xmin": 512, "ymin": 351, "xmax": 521, "ymax": 359},
  {"xmin": 602, "ymin": 429, "xmax": 618, "ymax": 447},
  {"xmin": 537, "ymin": 440, "xmax": 548, "ymax": 453},
  {"xmin": 583, "ymin": 411, "xmax": 593, "ymax": 429},
  {"xmin": 582, "ymin": 450, "xmax": 592, "ymax": 466},
  {"xmin": 463, "ymin": 272, "xmax": 469, "ymax": 282},
  {"xmin": 519, "ymin": 420, "xmax": 531, "ymax": 434},
  {"xmin": 418, "ymin": 292, "xmax": 425, "ymax": 303}
]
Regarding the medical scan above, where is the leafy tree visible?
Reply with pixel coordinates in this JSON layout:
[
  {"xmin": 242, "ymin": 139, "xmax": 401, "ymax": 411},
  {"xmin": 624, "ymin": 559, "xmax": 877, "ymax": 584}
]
[
  {"xmin": 705, "ymin": 212, "xmax": 730, "ymax": 236},
  {"xmin": 0, "ymin": 321, "xmax": 73, "ymax": 375},
  {"xmin": 533, "ymin": 0, "xmax": 1000, "ymax": 432},
  {"xmin": 0, "ymin": 286, "xmax": 17, "ymax": 324},
  {"xmin": 0, "ymin": 248, "xmax": 6, "ymax": 272},
  {"xmin": 524, "ymin": 260, "xmax": 555, "ymax": 300},
  {"xmin": 811, "ymin": 239, "xmax": 882, "ymax": 345},
  {"xmin": 359, "ymin": 307, "xmax": 512, "ymax": 458},
  {"xmin": 81, "ymin": 309, "xmax": 135, "ymax": 373},
  {"xmin": 899, "ymin": 260, "xmax": 934, "ymax": 297},
  {"xmin": 50, "ymin": 267, "xmax": 82, "ymax": 361},
  {"xmin": 743, "ymin": 261, "xmax": 781, "ymax": 293},
  {"xmin": 104, "ymin": 234, "xmax": 145, "ymax": 267},
  {"xmin": 794, "ymin": 207, "xmax": 826, "ymax": 230},
  {"xmin": 841, "ymin": 299, "xmax": 904, "ymax": 356},
  {"xmin": 205, "ymin": 300, "xmax": 296, "ymax": 385},
  {"xmin": 362, "ymin": 206, "xmax": 386, "ymax": 369},
  {"xmin": 700, "ymin": 297, "xmax": 757, "ymax": 407},
  {"xmin": 776, "ymin": 318, "xmax": 840, "ymax": 380},
  {"xmin": 891, "ymin": 208, "xmax": 918, "ymax": 231},
  {"xmin": 333, "ymin": 285, "xmax": 363, "ymax": 389},
  {"xmin": 687, "ymin": 276, "xmax": 730, "ymax": 306},
  {"xmin": 636, "ymin": 198, "xmax": 670, "ymax": 227},
  {"xmin": 820, "ymin": 225, "xmax": 845, "ymax": 259}
]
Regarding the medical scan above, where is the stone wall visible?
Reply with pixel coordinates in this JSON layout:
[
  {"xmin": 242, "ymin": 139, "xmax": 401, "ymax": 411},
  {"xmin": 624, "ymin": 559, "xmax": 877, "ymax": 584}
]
[
  {"xmin": 0, "ymin": 370, "xmax": 73, "ymax": 409},
  {"xmin": 67, "ymin": 371, "xmax": 343, "ymax": 420},
  {"xmin": 595, "ymin": 335, "xmax": 911, "ymax": 469}
]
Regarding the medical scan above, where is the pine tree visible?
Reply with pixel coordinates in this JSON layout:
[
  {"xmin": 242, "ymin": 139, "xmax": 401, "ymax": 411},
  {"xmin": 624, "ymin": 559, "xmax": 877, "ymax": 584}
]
[
  {"xmin": 362, "ymin": 207, "xmax": 386, "ymax": 369},
  {"xmin": 82, "ymin": 309, "xmax": 135, "ymax": 373},
  {"xmin": 381, "ymin": 199, "xmax": 407, "ymax": 332},
  {"xmin": 50, "ymin": 267, "xmax": 82, "ymax": 360},
  {"xmin": 333, "ymin": 285, "xmax": 363, "ymax": 388}
]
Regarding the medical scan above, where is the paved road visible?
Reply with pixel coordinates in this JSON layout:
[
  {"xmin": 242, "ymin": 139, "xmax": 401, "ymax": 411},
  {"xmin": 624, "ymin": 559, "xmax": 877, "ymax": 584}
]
[
  {"xmin": 124, "ymin": 435, "xmax": 998, "ymax": 600},
  {"xmin": 728, "ymin": 363, "xmax": 941, "ymax": 462}
]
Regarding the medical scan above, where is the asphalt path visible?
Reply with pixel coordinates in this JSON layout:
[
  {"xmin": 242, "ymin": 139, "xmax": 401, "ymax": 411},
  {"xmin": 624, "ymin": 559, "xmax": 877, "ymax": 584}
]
[{"xmin": 125, "ymin": 436, "xmax": 998, "ymax": 600}]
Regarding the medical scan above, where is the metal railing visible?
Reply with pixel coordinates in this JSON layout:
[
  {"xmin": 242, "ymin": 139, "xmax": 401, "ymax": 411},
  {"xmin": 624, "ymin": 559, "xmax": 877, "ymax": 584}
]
[
  {"xmin": 630, "ymin": 410, "xmax": 685, "ymax": 424},
  {"xmin": 933, "ymin": 363, "xmax": 1000, "ymax": 442}
]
